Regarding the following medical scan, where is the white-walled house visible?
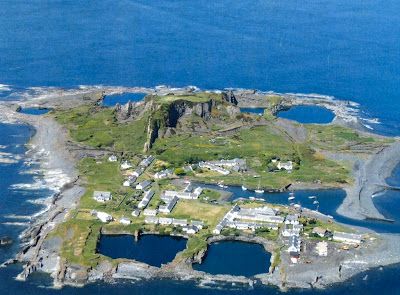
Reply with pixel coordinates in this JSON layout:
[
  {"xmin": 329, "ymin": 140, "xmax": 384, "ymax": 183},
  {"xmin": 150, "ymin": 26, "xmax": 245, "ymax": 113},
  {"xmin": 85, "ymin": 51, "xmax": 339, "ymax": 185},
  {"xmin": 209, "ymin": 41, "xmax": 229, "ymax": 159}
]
[
  {"xmin": 143, "ymin": 209, "xmax": 158, "ymax": 216},
  {"xmin": 93, "ymin": 191, "xmax": 112, "ymax": 203},
  {"xmin": 97, "ymin": 212, "xmax": 113, "ymax": 223},
  {"xmin": 144, "ymin": 216, "xmax": 158, "ymax": 224},
  {"xmin": 121, "ymin": 161, "xmax": 133, "ymax": 170},
  {"xmin": 108, "ymin": 155, "xmax": 118, "ymax": 162},
  {"xmin": 120, "ymin": 217, "xmax": 131, "ymax": 225},
  {"xmin": 123, "ymin": 180, "xmax": 131, "ymax": 187},
  {"xmin": 277, "ymin": 161, "xmax": 293, "ymax": 171},
  {"xmin": 139, "ymin": 155, "xmax": 155, "ymax": 167},
  {"xmin": 138, "ymin": 190, "xmax": 155, "ymax": 209},
  {"xmin": 333, "ymin": 232, "xmax": 363, "ymax": 245},
  {"xmin": 131, "ymin": 209, "xmax": 140, "ymax": 217},
  {"xmin": 136, "ymin": 180, "xmax": 152, "ymax": 191}
]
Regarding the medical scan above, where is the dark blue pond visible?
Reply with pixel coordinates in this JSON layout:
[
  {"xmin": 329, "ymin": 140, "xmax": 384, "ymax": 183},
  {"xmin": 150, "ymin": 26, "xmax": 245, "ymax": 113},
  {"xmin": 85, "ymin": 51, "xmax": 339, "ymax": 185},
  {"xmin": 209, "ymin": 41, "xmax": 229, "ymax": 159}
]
[
  {"xmin": 97, "ymin": 234, "xmax": 186, "ymax": 267},
  {"xmin": 103, "ymin": 93, "xmax": 146, "ymax": 107},
  {"xmin": 278, "ymin": 105, "xmax": 335, "ymax": 124},
  {"xmin": 240, "ymin": 108, "xmax": 265, "ymax": 115},
  {"xmin": 19, "ymin": 108, "xmax": 50, "ymax": 115},
  {"xmin": 194, "ymin": 241, "xmax": 271, "ymax": 277}
]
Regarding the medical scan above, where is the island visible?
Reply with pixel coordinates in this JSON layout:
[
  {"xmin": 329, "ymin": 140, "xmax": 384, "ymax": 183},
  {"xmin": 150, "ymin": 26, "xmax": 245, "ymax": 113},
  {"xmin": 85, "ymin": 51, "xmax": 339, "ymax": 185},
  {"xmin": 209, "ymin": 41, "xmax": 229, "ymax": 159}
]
[{"xmin": 1, "ymin": 86, "xmax": 400, "ymax": 291}]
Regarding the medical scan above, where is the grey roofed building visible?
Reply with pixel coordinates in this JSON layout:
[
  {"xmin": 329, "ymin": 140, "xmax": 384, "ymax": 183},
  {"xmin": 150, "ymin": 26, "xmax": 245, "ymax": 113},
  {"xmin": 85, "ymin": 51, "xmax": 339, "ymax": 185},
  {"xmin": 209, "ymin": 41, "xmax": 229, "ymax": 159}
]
[
  {"xmin": 191, "ymin": 220, "xmax": 205, "ymax": 229},
  {"xmin": 288, "ymin": 235, "xmax": 301, "ymax": 255},
  {"xmin": 131, "ymin": 209, "xmax": 140, "ymax": 217},
  {"xmin": 333, "ymin": 232, "xmax": 363, "ymax": 244},
  {"xmin": 312, "ymin": 227, "xmax": 331, "ymax": 238},
  {"xmin": 93, "ymin": 191, "xmax": 112, "ymax": 202},
  {"xmin": 183, "ymin": 225, "xmax": 198, "ymax": 234},
  {"xmin": 136, "ymin": 180, "xmax": 152, "ymax": 190},
  {"xmin": 158, "ymin": 196, "xmax": 178, "ymax": 214},
  {"xmin": 138, "ymin": 190, "xmax": 155, "ymax": 209},
  {"xmin": 158, "ymin": 217, "xmax": 173, "ymax": 225},
  {"xmin": 172, "ymin": 218, "xmax": 187, "ymax": 227},
  {"xmin": 154, "ymin": 169, "xmax": 172, "ymax": 179},
  {"xmin": 285, "ymin": 214, "xmax": 299, "ymax": 224},
  {"xmin": 143, "ymin": 208, "xmax": 158, "ymax": 216},
  {"xmin": 139, "ymin": 155, "xmax": 155, "ymax": 167},
  {"xmin": 144, "ymin": 216, "xmax": 158, "ymax": 224},
  {"xmin": 132, "ymin": 167, "xmax": 145, "ymax": 177}
]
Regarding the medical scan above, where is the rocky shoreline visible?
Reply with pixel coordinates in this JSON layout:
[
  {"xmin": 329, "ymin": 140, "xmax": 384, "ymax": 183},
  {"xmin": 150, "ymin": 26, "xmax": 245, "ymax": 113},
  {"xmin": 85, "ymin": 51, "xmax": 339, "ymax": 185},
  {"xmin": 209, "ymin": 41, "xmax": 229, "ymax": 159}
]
[{"xmin": 1, "ymin": 86, "xmax": 400, "ymax": 291}]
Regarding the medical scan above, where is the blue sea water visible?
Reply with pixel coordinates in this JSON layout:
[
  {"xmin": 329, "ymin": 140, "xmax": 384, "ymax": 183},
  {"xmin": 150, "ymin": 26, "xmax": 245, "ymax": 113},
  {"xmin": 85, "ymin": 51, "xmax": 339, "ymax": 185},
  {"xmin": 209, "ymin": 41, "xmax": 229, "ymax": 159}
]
[
  {"xmin": 19, "ymin": 108, "xmax": 50, "ymax": 115},
  {"xmin": 102, "ymin": 93, "xmax": 146, "ymax": 107},
  {"xmin": 240, "ymin": 108, "xmax": 265, "ymax": 115},
  {"xmin": 193, "ymin": 241, "xmax": 271, "ymax": 276},
  {"xmin": 277, "ymin": 106, "xmax": 335, "ymax": 124},
  {"xmin": 97, "ymin": 234, "xmax": 187, "ymax": 267},
  {"xmin": 0, "ymin": 0, "xmax": 400, "ymax": 294}
]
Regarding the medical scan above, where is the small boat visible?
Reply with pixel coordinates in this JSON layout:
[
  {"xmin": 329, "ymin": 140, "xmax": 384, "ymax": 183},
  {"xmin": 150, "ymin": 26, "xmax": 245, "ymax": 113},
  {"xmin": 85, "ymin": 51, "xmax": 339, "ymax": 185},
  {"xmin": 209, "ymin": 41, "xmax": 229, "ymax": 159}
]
[
  {"xmin": 241, "ymin": 185, "xmax": 248, "ymax": 191},
  {"xmin": 313, "ymin": 200, "xmax": 319, "ymax": 204},
  {"xmin": 217, "ymin": 181, "xmax": 228, "ymax": 189},
  {"xmin": 288, "ymin": 196, "xmax": 295, "ymax": 201},
  {"xmin": 255, "ymin": 180, "xmax": 264, "ymax": 194},
  {"xmin": 308, "ymin": 196, "xmax": 317, "ymax": 199}
]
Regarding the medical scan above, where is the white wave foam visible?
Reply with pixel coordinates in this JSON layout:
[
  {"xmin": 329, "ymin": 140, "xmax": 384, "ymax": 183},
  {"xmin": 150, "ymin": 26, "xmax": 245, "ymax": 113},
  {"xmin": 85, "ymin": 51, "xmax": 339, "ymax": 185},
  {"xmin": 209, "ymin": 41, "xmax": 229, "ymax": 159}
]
[
  {"xmin": 363, "ymin": 124, "xmax": 374, "ymax": 130},
  {"xmin": 32, "ymin": 203, "xmax": 52, "ymax": 218},
  {"xmin": 2, "ymin": 222, "xmax": 29, "ymax": 227},
  {"xmin": 3, "ymin": 214, "xmax": 32, "ymax": 220},
  {"xmin": 10, "ymin": 180, "xmax": 49, "ymax": 191},
  {"xmin": 361, "ymin": 117, "xmax": 381, "ymax": 124},
  {"xmin": 0, "ymin": 84, "xmax": 11, "ymax": 91}
]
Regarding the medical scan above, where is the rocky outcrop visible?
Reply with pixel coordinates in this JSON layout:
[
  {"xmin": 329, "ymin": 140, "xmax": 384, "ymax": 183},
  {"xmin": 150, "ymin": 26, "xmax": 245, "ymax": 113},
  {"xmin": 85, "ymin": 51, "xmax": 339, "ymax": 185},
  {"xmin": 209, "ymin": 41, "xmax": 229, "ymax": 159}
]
[
  {"xmin": 0, "ymin": 236, "xmax": 13, "ymax": 246},
  {"xmin": 143, "ymin": 94, "xmax": 240, "ymax": 152}
]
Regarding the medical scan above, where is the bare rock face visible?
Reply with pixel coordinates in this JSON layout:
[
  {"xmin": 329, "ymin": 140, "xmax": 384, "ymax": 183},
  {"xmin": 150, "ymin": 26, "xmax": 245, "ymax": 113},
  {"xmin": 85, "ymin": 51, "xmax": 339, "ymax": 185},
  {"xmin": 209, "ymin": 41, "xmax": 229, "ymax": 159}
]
[
  {"xmin": 226, "ymin": 105, "xmax": 241, "ymax": 118},
  {"xmin": 0, "ymin": 236, "xmax": 12, "ymax": 246},
  {"xmin": 115, "ymin": 101, "xmax": 133, "ymax": 120},
  {"xmin": 64, "ymin": 264, "xmax": 89, "ymax": 286}
]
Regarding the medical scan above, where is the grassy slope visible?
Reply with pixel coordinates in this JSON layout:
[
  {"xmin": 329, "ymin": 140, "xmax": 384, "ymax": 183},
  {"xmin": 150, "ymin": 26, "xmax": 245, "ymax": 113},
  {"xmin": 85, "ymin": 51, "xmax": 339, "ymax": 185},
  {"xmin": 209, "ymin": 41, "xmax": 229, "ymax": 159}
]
[
  {"xmin": 53, "ymin": 105, "xmax": 148, "ymax": 153},
  {"xmin": 153, "ymin": 125, "xmax": 350, "ymax": 188}
]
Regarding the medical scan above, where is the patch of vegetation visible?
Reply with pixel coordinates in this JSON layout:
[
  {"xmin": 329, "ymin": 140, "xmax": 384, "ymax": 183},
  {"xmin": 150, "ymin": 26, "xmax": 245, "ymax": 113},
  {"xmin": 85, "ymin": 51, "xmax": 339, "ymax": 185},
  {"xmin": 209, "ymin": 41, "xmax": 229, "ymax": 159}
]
[
  {"xmin": 152, "ymin": 92, "xmax": 224, "ymax": 105},
  {"xmin": 254, "ymin": 227, "xmax": 279, "ymax": 241},
  {"xmin": 180, "ymin": 231, "xmax": 212, "ymax": 259},
  {"xmin": 200, "ymin": 189, "xmax": 221, "ymax": 202},
  {"xmin": 54, "ymin": 104, "xmax": 148, "ymax": 153},
  {"xmin": 169, "ymin": 200, "xmax": 229, "ymax": 228},
  {"xmin": 306, "ymin": 125, "xmax": 392, "ymax": 151},
  {"xmin": 300, "ymin": 217, "xmax": 352, "ymax": 234},
  {"xmin": 50, "ymin": 219, "xmax": 103, "ymax": 267}
]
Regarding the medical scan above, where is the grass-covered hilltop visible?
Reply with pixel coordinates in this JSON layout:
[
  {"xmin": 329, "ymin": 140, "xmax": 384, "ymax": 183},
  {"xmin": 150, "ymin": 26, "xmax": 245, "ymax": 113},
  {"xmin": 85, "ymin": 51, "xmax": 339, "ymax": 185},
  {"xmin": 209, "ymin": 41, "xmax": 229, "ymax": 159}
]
[
  {"xmin": 54, "ymin": 91, "xmax": 389, "ymax": 189},
  {"xmin": 9, "ymin": 88, "xmax": 398, "ymax": 290}
]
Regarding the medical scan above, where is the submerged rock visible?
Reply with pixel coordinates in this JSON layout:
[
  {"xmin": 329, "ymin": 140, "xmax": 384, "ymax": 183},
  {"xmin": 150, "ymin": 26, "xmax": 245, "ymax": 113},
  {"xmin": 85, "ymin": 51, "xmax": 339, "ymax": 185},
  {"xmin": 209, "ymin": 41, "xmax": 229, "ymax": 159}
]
[{"xmin": 0, "ymin": 236, "xmax": 13, "ymax": 246}]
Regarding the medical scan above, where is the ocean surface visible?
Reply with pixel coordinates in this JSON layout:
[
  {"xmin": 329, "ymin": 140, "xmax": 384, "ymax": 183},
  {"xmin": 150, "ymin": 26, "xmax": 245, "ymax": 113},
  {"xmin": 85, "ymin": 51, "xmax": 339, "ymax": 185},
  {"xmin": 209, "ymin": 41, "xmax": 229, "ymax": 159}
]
[
  {"xmin": 1, "ymin": 0, "xmax": 400, "ymax": 294},
  {"xmin": 277, "ymin": 106, "xmax": 335, "ymax": 124}
]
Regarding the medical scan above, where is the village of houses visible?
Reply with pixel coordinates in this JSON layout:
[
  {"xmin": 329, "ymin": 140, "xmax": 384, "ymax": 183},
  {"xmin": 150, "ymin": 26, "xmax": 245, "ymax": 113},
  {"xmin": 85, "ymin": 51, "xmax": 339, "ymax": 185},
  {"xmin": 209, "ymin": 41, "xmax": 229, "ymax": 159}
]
[{"xmin": 91, "ymin": 154, "xmax": 364, "ymax": 265}]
